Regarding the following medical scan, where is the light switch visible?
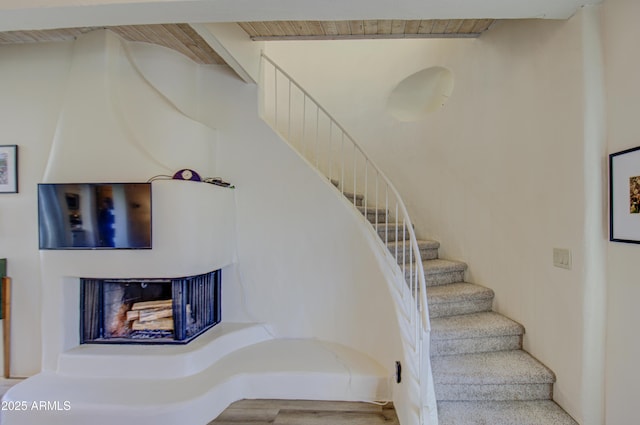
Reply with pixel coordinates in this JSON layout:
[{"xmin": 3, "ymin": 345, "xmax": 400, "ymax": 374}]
[{"xmin": 553, "ymin": 248, "xmax": 572, "ymax": 270}]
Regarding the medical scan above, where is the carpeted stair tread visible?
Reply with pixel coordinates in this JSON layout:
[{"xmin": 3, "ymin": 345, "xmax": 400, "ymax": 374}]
[
  {"xmin": 430, "ymin": 312, "xmax": 524, "ymax": 355},
  {"xmin": 437, "ymin": 400, "xmax": 579, "ymax": 425},
  {"xmin": 427, "ymin": 283, "xmax": 494, "ymax": 318},
  {"xmin": 376, "ymin": 223, "xmax": 411, "ymax": 242},
  {"xmin": 331, "ymin": 178, "xmax": 365, "ymax": 201},
  {"xmin": 387, "ymin": 239, "xmax": 440, "ymax": 252},
  {"xmin": 411, "ymin": 258, "xmax": 466, "ymax": 286},
  {"xmin": 356, "ymin": 205, "xmax": 388, "ymax": 215},
  {"xmin": 341, "ymin": 191, "xmax": 364, "ymax": 201},
  {"xmin": 424, "ymin": 258, "xmax": 467, "ymax": 275},
  {"xmin": 431, "ymin": 350, "xmax": 555, "ymax": 386},
  {"xmin": 361, "ymin": 208, "xmax": 391, "ymax": 224},
  {"xmin": 427, "ymin": 282, "xmax": 494, "ymax": 304},
  {"xmin": 431, "ymin": 312, "xmax": 524, "ymax": 341}
]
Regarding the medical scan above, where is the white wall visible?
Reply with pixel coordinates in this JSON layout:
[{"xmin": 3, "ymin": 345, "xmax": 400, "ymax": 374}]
[
  {"xmin": 129, "ymin": 40, "xmax": 402, "ymax": 368},
  {"xmin": 265, "ymin": 15, "xmax": 591, "ymax": 422},
  {"xmin": 0, "ymin": 30, "xmax": 403, "ymax": 399},
  {"xmin": 602, "ymin": 1, "xmax": 640, "ymax": 424},
  {"xmin": 0, "ymin": 41, "xmax": 75, "ymax": 377},
  {"xmin": 195, "ymin": 62, "xmax": 403, "ymax": 373}
]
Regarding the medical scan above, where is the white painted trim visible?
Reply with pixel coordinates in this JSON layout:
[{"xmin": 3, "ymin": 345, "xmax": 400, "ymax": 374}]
[{"xmin": 580, "ymin": 5, "xmax": 607, "ymax": 425}]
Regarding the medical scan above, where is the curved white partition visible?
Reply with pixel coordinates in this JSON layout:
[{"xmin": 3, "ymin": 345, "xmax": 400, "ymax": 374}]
[
  {"xmin": 1, "ymin": 28, "xmax": 400, "ymax": 425},
  {"xmin": 2, "ymin": 339, "xmax": 389, "ymax": 425}
]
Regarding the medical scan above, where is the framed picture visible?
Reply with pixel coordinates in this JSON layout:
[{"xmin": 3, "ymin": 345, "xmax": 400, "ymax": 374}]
[
  {"xmin": 0, "ymin": 145, "xmax": 18, "ymax": 194},
  {"xmin": 610, "ymin": 145, "xmax": 640, "ymax": 243}
]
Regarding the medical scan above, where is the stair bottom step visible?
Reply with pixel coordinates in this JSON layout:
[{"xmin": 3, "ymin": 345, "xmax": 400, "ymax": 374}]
[
  {"xmin": 432, "ymin": 350, "xmax": 555, "ymax": 401},
  {"xmin": 435, "ymin": 382, "xmax": 553, "ymax": 401},
  {"xmin": 437, "ymin": 400, "xmax": 578, "ymax": 425}
]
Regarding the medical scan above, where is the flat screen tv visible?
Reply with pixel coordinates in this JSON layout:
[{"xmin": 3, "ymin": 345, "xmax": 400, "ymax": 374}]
[{"xmin": 38, "ymin": 183, "xmax": 152, "ymax": 250}]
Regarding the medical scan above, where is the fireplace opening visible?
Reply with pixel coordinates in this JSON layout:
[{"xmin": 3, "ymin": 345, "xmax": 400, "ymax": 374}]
[{"xmin": 80, "ymin": 270, "xmax": 221, "ymax": 344}]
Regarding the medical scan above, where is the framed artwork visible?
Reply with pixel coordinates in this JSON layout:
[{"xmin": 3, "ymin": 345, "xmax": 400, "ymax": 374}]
[
  {"xmin": 0, "ymin": 145, "xmax": 18, "ymax": 194},
  {"xmin": 610, "ymin": 145, "xmax": 640, "ymax": 243}
]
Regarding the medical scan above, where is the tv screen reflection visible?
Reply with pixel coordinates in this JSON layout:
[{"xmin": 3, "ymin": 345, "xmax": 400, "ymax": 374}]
[{"xmin": 38, "ymin": 183, "xmax": 152, "ymax": 250}]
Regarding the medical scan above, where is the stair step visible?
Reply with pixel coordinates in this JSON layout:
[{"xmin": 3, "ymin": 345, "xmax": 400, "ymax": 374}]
[
  {"xmin": 404, "ymin": 259, "xmax": 467, "ymax": 286},
  {"xmin": 431, "ymin": 312, "xmax": 524, "ymax": 356},
  {"xmin": 437, "ymin": 400, "xmax": 578, "ymax": 425},
  {"xmin": 431, "ymin": 350, "xmax": 556, "ymax": 401},
  {"xmin": 330, "ymin": 180, "xmax": 365, "ymax": 207},
  {"xmin": 375, "ymin": 223, "xmax": 411, "ymax": 242},
  {"xmin": 422, "ymin": 259, "xmax": 467, "ymax": 286},
  {"xmin": 343, "ymin": 191, "xmax": 364, "ymax": 206},
  {"xmin": 357, "ymin": 206, "xmax": 390, "ymax": 224},
  {"xmin": 427, "ymin": 283, "xmax": 494, "ymax": 318},
  {"xmin": 387, "ymin": 240, "xmax": 439, "ymax": 261}
]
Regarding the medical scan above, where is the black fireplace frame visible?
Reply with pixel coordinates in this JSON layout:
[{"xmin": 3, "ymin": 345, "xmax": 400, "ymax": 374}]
[{"xmin": 80, "ymin": 270, "xmax": 221, "ymax": 345}]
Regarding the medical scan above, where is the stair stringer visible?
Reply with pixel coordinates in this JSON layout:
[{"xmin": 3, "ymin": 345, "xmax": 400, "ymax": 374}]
[
  {"xmin": 269, "ymin": 133, "xmax": 436, "ymax": 425},
  {"xmin": 257, "ymin": 56, "xmax": 437, "ymax": 425}
]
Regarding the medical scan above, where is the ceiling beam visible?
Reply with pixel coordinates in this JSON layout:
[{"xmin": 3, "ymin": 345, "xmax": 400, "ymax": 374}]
[
  {"xmin": 190, "ymin": 23, "xmax": 262, "ymax": 84},
  {"xmin": 0, "ymin": 0, "xmax": 600, "ymax": 32}
]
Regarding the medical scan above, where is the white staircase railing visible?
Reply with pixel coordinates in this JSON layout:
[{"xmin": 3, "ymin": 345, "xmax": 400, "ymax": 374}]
[{"xmin": 259, "ymin": 53, "xmax": 436, "ymax": 424}]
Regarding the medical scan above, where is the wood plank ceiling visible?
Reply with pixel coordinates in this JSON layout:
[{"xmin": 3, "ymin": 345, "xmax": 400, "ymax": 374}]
[
  {"xmin": 0, "ymin": 24, "xmax": 227, "ymax": 65},
  {"xmin": 239, "ymin": 19, "xmax": 495, "ymax": 40},
  {"xmin": 0, "ymin": 19, "xmax": 495, "ymax": 65}
]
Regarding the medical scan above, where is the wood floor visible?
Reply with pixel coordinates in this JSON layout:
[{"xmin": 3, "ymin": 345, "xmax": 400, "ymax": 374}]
[{"xmin": 208, "ymin": 399, "xmax": 399, "ymax": 425}]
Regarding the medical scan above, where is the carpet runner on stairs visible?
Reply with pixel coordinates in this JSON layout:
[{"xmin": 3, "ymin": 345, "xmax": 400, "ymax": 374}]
[{"xmin": 346, "ymin": 189, "xmax": 578, "ymax": 425}]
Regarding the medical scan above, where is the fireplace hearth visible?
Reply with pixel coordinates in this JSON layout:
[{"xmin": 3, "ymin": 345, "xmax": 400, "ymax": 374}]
[{"xmin": 80, "ymin": 270, "xmax": 221, "ymax": 344}]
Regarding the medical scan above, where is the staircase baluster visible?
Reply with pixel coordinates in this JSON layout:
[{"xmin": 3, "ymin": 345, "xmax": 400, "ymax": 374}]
[
  {"xmin": 395, "ymin": 202, "xmax": 399, "ymax": 261},
  {"xmin": 352, "ymin": 144, "xmax": 357, "ymax": 206},
  {"xmin": 375, "ymin": 171, "xmax": 379, "ymax": 233},
  {"xmin": 287, "ymin": 79, "xmax": 292, "ymax": 140},
  {"xmin": 402, "ymin": 218, "xmax": 406, "ymax": 295},
  {"xmin": 274, "ymin": 68, "xmax": 278, "ymax": 134},
  {"xmin": 385, "ymin": 183, "xmax": 389, "ymax": 244},
  {"xmin": 328, "ymin": 121, "xmax": 333, "ymax": 182},
  {"xmin": 315, "ymin": 106, "xmax": 320, "ymax": 168},
  {"xmin": 364, "ymin": 158, "xmax": 368, "ymax": 218},
  {"xmin": 302, "ymin": 95, "xmax": 307, "ymax": 158},
  {"xmin": 340, "ymin": 133, "xmax": 345, "ymax": 194}
]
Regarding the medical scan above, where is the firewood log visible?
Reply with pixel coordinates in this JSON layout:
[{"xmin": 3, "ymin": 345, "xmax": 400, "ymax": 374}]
[
  {"xmin": 139, "ymin": 307, "xmax": 173, "ymax": 322},
  {"xmin": 131, "ymin": 299, "xmax": 172, "ymax": 311},
  {"xmin": 131, "ymin": 318, "xmax": 174, "ymax": 331}
]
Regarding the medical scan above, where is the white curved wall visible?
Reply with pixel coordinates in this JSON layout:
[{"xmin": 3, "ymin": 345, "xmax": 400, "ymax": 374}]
[
  {"xmin": 44, "ymin": 30, "xmax": 215, "ymax": 182},
  {"xmin": 0, "ymin": 29, "xmax": 404, "ymax": 402},
  {"xmin": 386, "ymin": 66, "xmax": 454, "ymax": 121},
  {"xmin": 195, "ymin": 62, "xmax": 403, "ymax": 373}
]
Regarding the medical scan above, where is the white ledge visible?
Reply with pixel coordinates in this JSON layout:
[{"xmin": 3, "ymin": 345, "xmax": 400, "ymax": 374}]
[
  {"xmin": 57, "ymin": 322, "xmax": 273, "ymax": 379},
  {"xmin": 3, "ymin": 339, "xmax": 390, "ymax": 425}
]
